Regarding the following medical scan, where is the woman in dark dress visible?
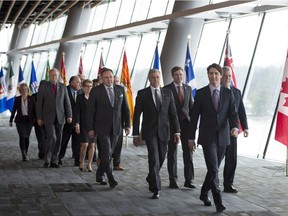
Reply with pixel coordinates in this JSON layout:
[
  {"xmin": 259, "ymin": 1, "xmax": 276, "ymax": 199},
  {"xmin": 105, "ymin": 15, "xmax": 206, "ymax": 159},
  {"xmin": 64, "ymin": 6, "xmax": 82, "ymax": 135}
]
[
  {"xmin": 75, "ymin": 79, "xmax": 95, "ymax": 172},
  {"xmin": 9, "ymin": 83, "xmax": 36, "ymax": 161}
]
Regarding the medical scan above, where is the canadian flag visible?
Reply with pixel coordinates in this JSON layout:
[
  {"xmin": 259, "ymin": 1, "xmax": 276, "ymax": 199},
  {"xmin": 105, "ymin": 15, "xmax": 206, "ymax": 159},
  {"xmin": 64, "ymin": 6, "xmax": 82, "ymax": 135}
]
[{"xmin": 275, "ymin": 50, "xmax": 288, "ymax": 147}]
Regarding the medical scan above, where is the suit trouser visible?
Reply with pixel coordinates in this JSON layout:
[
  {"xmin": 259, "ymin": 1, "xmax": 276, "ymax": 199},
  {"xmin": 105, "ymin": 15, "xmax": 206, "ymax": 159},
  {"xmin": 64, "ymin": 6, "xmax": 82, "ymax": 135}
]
[
  {"xmin": 145, "ymin": 136, "xmax": 167, "ymax": 191},
  {"xmin": 59, "ymin": 123, "xmax": 80, "ymax": 162},
  {"xmin": 44, "ymin": 121, "xmax": 63, "ymax": 164},
  {"xmin": 223, "ymin": 137, "xmax": 237, "ymax": 187},
  {"xmin": 201, "ymin": 142, "xmax": 226, "ymax": 205},
  {"xmin": 96, "ymin": 134, "xmax": 118, "ymax": 183},
  {"xmin": 34, "ymin": 124, "xmax": 45, "ymax": 158},
  {"xmin": 112, "ymin": 130, "xmax": 123, "ymax": 167},
  {"xmin": 167, "ymin": 119, "xmax": 194, "ymax": 183}
]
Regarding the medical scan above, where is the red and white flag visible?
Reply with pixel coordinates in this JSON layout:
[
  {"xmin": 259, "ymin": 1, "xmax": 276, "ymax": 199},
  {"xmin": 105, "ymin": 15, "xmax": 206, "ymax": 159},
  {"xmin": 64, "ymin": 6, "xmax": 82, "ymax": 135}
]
[
  {"xmin": 275, "ymin": 50, "xmax": 288, "ymax": 147},
  {"xmin": 78, "ymin": 55, "xmax": 84, "ymax": 75},
  {"xmin": 224, "ymin": 38, "xmax": 237, "ymax": 88},
  {"xmin": 97, "ymin": 50, "xmax": 104, "ymax": 77}
]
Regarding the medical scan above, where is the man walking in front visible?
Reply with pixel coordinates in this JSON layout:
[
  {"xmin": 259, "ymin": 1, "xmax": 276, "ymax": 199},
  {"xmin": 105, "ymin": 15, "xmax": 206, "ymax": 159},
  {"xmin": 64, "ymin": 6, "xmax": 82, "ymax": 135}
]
[
  {"xmin": 188, "ymin": 63, "xmax": 238, "ymax": 212},
  {"xmin": 164, "ymin": 66, "xmax": 196, "ymax": 189},
  {"xmin": 87, "ymin": 68, "xmax": 130, "ymax": 189},
  {"xmin": 36, "ymin": 68, "xmax": 72, "ymax": 168},
  {"xmin": 133, "ymin": 69, "xmax": 180, "ymax": 199}
]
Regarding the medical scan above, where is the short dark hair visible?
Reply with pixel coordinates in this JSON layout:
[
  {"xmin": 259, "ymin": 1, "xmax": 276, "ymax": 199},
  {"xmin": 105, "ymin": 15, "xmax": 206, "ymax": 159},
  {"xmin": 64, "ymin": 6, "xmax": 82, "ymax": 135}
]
[
  {"xmin": 69, "ymin": 76, "xmax": 80, "ymax": 84},
  {"xmin": 171, "ymin": 66, "xmax": 183, "ymax": 76},
  {"xmin": 101, "ymin": 67, "xmax": 114, "ymax": 76},
  {"xmin": 207, "ymin": 63, "xmax": 223, "ymax": 75}
]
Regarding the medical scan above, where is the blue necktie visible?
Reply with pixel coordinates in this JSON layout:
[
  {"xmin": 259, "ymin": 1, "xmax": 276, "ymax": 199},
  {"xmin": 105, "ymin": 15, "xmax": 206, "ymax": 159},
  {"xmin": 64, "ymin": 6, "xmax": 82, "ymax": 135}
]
[{"xmin": 212, "ymin": 89, "xmax": 219, "ymax": 112}]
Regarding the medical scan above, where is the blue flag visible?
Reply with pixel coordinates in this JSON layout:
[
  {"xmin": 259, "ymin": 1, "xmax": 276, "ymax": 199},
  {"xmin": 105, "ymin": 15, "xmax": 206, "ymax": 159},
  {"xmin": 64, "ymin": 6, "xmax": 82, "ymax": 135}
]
[
  {"xmin": 6, "ymin": 62, "xmax": 15, "ymax": 112},
  {"xmin": 17, "ymin": 65, "xmax": 25, "ymax": 96},
  {"xmin": 185, "ymin": 43, "xmax": 197, "ymax": 98},
  {"xmin": 30, "ymin": 61, "xmax": 38, "ymax": 94},
  {"xmin": 0, "ymin": 66, "xmax": 7, "ymax": 113},
  {"xmin": 153, "ymin": 45, "xmax": 160, "ymax": 70}
]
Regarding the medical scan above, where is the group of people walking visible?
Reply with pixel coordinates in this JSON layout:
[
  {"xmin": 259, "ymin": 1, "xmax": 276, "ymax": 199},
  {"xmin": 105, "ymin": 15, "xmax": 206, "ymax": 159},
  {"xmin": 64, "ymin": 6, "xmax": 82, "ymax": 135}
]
[{"xmin": 9, "ymin": 63, "xmax": 248, "ymax": 213}]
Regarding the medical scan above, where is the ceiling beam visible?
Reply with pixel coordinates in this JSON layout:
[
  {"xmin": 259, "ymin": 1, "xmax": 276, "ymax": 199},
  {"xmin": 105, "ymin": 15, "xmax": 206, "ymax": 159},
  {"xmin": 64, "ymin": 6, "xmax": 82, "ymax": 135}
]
[
  {"xmin": 52, "ymin": 0, "xmax": 80, "ymax": 21},
  {"xmin": 28, "ymin": 0, "xmax": 55, "ymax": 27},
  {"xmin": 38, "ymin": 1, "xmax": 67, "ymax": 25},
  {"xmin": 81, "ymin": 0, "xmax": 94, "ymax": 8},
  {"xmin": 1, "ymin": 0, "xmax": 15, "ymax": 29},
  {"xmin": 91, "ymin": 0, "xmax": 102, "ymax": 8},
  {"xmin": 10, "ymin": 0, "xmax": 28, "ymax": 27},
  {"xmin": 18, "ymin": 1, "xmax": 41, "ymax": 29}
]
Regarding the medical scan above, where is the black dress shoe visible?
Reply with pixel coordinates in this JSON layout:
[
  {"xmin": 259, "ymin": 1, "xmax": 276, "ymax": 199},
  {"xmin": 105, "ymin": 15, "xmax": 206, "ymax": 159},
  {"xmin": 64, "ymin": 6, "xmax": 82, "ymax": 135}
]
[
  {"xmin": 224, "ymin": 186, "xmax": 238, "ymax": 193},
  {"xmin": 109, "ymin": 180, "xmax": 118, "ymax": 189},
  {"xmin": 216, "ymin": 203, "xmax": 226, "ymax": 212},
  {"xmin": 58, "ymin": 159, "xmax": 63, "ymax": 165},
  {"xmin": 184, "ymin": 181, "xmax": 196, "ymax": 188},
  {"xmin": 199, "ymin": 195, "xmax": 212, "ymax": 206},
  {"xmin": 50, "ymin": 163, "xmax": 61, "ymax": 168},
  {"xmin": 96, "ymin": 179, "xmax": 108, "ymax": 185},
  {"xmin": 168, "ymin": 182, "xmax": 179, "ymax": 189},
  {"xmin": 43, "ymin": 162, "xmax": 50, "ymax": 168},
  {"xmin": 151, "ymin": 190, "xmax": 160, "ymax": 199}
]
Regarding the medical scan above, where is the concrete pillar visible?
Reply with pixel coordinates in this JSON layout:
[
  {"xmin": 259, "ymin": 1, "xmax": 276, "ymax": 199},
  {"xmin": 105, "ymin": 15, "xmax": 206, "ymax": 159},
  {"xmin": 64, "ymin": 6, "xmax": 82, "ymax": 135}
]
[
  {"xmin": 54, "ymin": 5, "xmax": 93, "ymax": 79},
  {"xmin": 161, "ymin": 1, "xmax": 209, "ymax": 84}
]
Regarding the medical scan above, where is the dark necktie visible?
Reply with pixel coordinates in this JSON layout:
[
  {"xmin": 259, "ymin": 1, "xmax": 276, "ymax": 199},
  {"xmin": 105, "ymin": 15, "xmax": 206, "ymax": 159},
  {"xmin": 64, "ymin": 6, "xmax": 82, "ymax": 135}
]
[
  {"xmin": 108, "ymin": 87, "xmax": 114, "ymax": 107},
  {"xmin": 52, "ymin": 84, "xmax": 56, "ymax": 95},
  {"xmin": 154, "ymin": 89, "xmax": 161, "ymax": 111},
  {"xmin": 178, "ymin": 85, "xmax": 184, "ymax": 107},
  {"xmin": 212, "ymin": 89, "xmax": 219, "ymax": 112},
  {"xmin": 74, "ymin": 91, "xmax": 77, "ymax": 102}
]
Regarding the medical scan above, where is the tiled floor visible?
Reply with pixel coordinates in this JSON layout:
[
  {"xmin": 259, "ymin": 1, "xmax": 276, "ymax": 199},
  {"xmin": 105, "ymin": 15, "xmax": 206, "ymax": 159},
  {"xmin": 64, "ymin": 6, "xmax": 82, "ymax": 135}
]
[{"xmin": 0, "ymin": 118, "xmax": 287, "ymax": 216}]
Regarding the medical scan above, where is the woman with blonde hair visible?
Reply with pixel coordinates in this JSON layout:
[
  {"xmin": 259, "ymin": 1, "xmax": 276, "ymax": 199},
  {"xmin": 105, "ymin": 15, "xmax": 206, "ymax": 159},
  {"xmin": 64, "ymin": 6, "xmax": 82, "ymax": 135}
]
[{"xmin": 9, "ymin": 83, "xmax": 36, "ymax": 161}]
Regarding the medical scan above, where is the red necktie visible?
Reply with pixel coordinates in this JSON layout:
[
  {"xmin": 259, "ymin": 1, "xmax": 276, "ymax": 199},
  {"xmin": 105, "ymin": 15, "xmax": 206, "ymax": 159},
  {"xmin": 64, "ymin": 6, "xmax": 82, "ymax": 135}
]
[
  {"xmin": 178, "ymin": 85, "xmax": 184, "ymax": 106},
  {"xmin": 52, "ymin": 84, "xmax": 56, "ymax": 95}
]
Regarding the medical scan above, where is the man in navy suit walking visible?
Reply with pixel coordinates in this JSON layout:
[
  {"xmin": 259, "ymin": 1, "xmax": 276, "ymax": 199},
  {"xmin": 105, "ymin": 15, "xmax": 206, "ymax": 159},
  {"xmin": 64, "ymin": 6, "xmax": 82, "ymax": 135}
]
[{"xmin": 188, "ymin": 63, "xmax": 238, "ymax": 212}]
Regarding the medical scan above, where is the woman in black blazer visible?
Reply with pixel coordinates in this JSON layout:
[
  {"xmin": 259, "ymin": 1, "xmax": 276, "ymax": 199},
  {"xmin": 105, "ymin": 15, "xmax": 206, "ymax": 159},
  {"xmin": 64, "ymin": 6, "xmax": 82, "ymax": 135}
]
[
  {"xmin": 75, "ymin": 79, "xmax": 95, "ymax": 172},
  {"xmin": 9, "ymin": 83, "xmax": 36, "ymax": 161}
]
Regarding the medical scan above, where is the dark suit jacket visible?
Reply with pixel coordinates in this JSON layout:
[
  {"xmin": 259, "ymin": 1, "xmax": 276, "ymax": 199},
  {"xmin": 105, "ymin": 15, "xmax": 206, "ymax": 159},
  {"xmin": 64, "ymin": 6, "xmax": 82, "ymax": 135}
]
[
  {"xmin": 189, "ymin": 85, "xmax": 238, "ymax": 146},
  {"xmin": 67, "ymin": 85, "xmax": 82, "ymax": 124},
  {"xmin": 133, "ymin": 87, "xmax": 180, "ymax": 141},
  {"xmin": 75, "ymin": 94, "xmax": 89, "ymax": 131},
  {"xmin": 36, "ymin": 81, "xmax": 72, "ymax": 125},
  {"xmin": 10, "ymin": 96, "xmax": 36, "ymax": 124},
  {"xmin": 231, "ymin": 86, "xmax": 248, "ymax": 130},
  {"xmin": 87, "ymin": 84, "xmax": 130, "ymax": 136},
  {"xmin": 164, "ymin": 82, "xmax": 193, "ymax": 122}
]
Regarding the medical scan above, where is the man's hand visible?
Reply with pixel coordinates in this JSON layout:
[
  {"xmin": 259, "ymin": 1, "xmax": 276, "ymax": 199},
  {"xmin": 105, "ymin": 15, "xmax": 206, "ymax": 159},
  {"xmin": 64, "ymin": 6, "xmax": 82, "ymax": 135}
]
[
  {"xmin": 125, "ymin": 127, "xmax": 131, "ymax": 136},
  {"xmin": 67, "ymin": 117, "xmax": 72, "ymax": 124},
  {"xmin": 243, "ymin": 129, "xmax": 249, "ymax": 137},
  {"xmin": 133, "ymin": 137, "xmax": 140, "ymax": 147},
  {"xmin": 231, "ymin": 128, "xmax": 239, "ymax": 138},
  {"xmin": 37, "ymin": 119, "xmax": 43, "ymax": 126},
  {"xmin": 88, "ymin": 130, "xmax": 95, "ymax": 139},
  {"xmin": 188, "ymin": 140, "xmax": 196, "ymax": 151},
  {"xmin": 174, "ymin": 134, "xmax": 180, "ymax": 144}
]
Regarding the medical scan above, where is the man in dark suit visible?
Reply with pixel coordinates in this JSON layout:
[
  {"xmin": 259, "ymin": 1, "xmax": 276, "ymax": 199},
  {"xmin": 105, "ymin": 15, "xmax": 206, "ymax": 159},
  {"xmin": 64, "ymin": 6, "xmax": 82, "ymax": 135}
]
[
  {"xmin": 87, "ymin": 68, "xmax": 130, "ymax": 189},
  {"xmin": 188, "ymin": 63, "xmax": 238, "ymax": 212},
  {"xmin": 133, "ymin": 69, "xmax": 180, "ymax": 199},
  {"xmin": 59, "ymin": 76, "xmax": 82, "ymax": 166},
  {"xmin": 164, "ymin": 66, "xmax": 195, "ymax": 189},
  {"xmin": 221, "ymin": 66, "xmax": 249, "ymax": 193},
  {"xmin": 36, "ymin": 68, "xmax": 72, "ymax": 168}
]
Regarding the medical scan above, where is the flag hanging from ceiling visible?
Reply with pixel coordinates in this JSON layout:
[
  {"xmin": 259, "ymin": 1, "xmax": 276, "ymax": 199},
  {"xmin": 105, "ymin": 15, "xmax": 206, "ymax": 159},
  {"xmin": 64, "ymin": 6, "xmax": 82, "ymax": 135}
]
[
  {"xmin": 6, "ymin": 62, "xmax": 16, "ymax": 112},
  {"xmin": 16, "ymin": 65, "xmax": 25, "ymax": 96},
  {"xmin": 151, "ymin": 44, "xmax": 164, "ymax": 86},
  {"xmin": 185, "ymin": 42, "xmax": 197, "ymax": 98},
  {"xmin": 275, "ymin": 50, "xmax": 288, "ymax": 147},
  {"xmin": 78, "ymin": 54, "xmax": 84, "ymax": 76},
  {"xmin": 30, "ymin": 61, "xmax": 39, "ymax": 94},
  {"xmin": 121, "ymin": 50, "xmax": 134, "ymax": 125},
  {"xmin": 0, "ymin": 66, "xmax": 7, "ymax": 113},
  {"xmin": 97, "ymin": 50, "xmax": 104, "ymax": 77},
  {"xmin": 60, "ymin": 53, "xmax": 68, "ymax": 86},
  {"xmin": 224, "ymin": 37, "xmax": 237, "ymax": 88}
]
